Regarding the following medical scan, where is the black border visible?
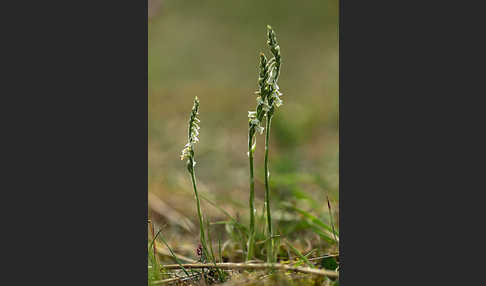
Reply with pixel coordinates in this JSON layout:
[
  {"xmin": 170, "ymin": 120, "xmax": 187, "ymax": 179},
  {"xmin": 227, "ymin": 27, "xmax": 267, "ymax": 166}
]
[
  {"xmin": 3, "ymin": 1, "xmax": 148, "ymax": 284},
  {"xmin": 338, "ymin": 0, "xmax": 481, "ymax": 284}
]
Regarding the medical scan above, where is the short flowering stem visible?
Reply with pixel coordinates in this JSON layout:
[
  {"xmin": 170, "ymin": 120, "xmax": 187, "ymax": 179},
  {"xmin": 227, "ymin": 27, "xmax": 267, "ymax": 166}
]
[{"xmin": 181, "ymin": 97, "xmax": 211, "ymax": 262}]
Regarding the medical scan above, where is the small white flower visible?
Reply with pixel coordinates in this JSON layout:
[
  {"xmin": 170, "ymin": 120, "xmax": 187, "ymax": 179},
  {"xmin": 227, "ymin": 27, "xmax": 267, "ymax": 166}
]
[
  {"xmin": 180, "ymin": 145, "xmax": 191, "ymax": 160},
  {"xmin": 181, "ymin": 97, "xmax": 200, "ymax": 163},
  {"xmin": 256, "ymin": 126, "xmax": 265, "ymax": 135},
  {"xmin": 256, "ymin": 96, "xmax": 264, "ymax": 106},
  {"xmin": 262, "ymin": 102, "xmax": 270, "ymax": 112}
]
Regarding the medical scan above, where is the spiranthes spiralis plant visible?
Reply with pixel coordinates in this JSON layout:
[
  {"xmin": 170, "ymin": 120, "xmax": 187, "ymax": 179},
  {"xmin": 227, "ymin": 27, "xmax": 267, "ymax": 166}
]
[
  {"xmin": 247, "ymin": 25, "xmax": 283, "ymax": 262},
  {"xmin": 180, "ymin": 96, "xmax": 211, "ymax": 261},
  {"xmin": 264, "ymin": 25, "xmax": 283, "ymax": 263},
  {"xmin": 247, "ymin": 52, "xmax": 270, "ymax": 261}
]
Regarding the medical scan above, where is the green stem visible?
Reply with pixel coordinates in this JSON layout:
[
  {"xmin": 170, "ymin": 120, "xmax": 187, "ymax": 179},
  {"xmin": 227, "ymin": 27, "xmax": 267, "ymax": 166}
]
[
  {"xmin": 247, "ymin": 131, "xmax": 255, "ymax": 261},
  {"xmin": 189, "ymin": 158, "xmax": 208, "ymax": 258},
  {"xmin": 264, "ymin": 116, "xmax": 273, "ymax": 263}
]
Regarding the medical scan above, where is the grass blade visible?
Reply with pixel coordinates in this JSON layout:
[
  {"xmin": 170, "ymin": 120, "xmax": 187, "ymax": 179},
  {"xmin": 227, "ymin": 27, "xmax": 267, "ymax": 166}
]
[
  {"xmin": 283, "ymin": 203, "xmax": 339, "ymax": 238},
  {"xmin": 326, "ymin": 194, "xmax": 339, "ymax": 244},
  {"xmin": 158, "ymin": 231, "xmax": 190, "ymax": 277},
  {"xmin": 285, "ymin": 240, "xmax": 314, "ymax": 269},
  {"xmin": 200, "ymin": 193, "xmax": 248, "ymax": 235}
]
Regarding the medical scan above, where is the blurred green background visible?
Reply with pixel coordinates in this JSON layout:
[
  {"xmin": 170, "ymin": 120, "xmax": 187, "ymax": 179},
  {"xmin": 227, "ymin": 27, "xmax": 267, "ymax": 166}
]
[{"xmin": 149, "ymin": 0, "xmax": 338, "ymax": 231}]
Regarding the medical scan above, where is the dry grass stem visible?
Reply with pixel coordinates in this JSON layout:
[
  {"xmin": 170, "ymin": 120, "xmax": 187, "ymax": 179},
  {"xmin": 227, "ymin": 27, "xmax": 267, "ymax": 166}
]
[{"xmin": 160, "ymin": 263, "xmax": 339, "ymax": 278}]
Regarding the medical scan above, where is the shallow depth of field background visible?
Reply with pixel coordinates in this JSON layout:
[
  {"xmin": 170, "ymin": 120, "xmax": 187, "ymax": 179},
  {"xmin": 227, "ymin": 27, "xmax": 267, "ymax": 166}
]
[{"xmin": 149, "ymin": 0, "xmax": 338, "ymax": 253}]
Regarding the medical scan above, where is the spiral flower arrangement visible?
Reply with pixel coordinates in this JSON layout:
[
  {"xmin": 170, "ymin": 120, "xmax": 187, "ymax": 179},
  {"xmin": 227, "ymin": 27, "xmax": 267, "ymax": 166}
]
[
  {"xmin": 247, "ymin": 25, "xmax": 282, "ymax": 262},
  {"xmin": 180, "ymin": 96, "xmax": 210, "ymax": 262}
]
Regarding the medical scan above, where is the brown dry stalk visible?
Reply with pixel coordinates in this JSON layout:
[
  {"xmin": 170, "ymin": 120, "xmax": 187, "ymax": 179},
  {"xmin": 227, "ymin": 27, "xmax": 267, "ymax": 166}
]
[
  {"xmin": 155, "ymin": 245, "xmax": 198, "ymax": 263},
  {"xmin": 160, "ymin": 263, "xmax": 339, "ymax": 278},
  {"xmin": 152, "ymin": 274, "xmax": 201, "ymax": 285},
  {"xmin": 307, "ymin": 254, "xmax": 339, "ymax": 261},
  {"xmin": 152, "ymin": 277, "xmax": 180, "ymax": 285},
  {"xmin": 148, "ymin": 192, "xmax": 195, "ymax": 232}
]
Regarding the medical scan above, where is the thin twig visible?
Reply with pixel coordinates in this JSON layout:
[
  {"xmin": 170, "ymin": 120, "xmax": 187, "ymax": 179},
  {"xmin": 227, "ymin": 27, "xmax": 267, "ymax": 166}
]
[
  {"xmin": 152, "ymin": 277, "xmax": 180, "ymax": 285},
  {"xmin": 148, "ymin": 193, "xmax": 195, "ymax": 232},
  {"xmin": 155, "ymin": 245, "xmax": 198, "ymax": 263},
  {"xmin": 160, "ymin": 263, "xmax": 339, "ymax": 278},
  {"xmin": 307, "ymin": 254, "xmax": 339, "ymax": 262},
  {"xmin": 152, "ymin": 273, "xmax": 201, "ymax": 285}
]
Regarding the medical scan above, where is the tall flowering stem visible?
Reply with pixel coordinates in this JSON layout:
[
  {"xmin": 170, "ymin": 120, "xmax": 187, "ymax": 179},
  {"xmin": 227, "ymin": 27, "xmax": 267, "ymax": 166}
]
[
  {"xmin": 247, "ymin": 53, "xmax": 270, "ymax": 261},
  {"xmin": 246, "ymin": 25, "xmax": 283, "ymax": 262},
  {"xmin": 264, "ymin": 25, "xmax": 282, "ymax": 263},
  {"xmin": 181, "ymin": 97, "xmax": 209, "ymax": 259}
]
